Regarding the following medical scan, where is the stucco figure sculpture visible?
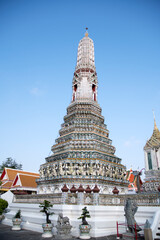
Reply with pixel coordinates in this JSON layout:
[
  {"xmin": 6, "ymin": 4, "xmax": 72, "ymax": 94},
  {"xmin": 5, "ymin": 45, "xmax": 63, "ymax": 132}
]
[
  {"xmin": 124, "ymin": 198, "xmax": 141, "ymax": 233},
  {"xmin": 56, "ymin": 213, "xmax": 72, "ymax": 239}
]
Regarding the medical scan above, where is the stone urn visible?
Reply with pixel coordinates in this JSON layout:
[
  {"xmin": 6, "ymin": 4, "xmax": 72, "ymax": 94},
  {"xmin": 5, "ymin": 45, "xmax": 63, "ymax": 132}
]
[
  {"xmin": 12, "ymin": 210, "xmax": 22, "ymax": 230},
  {"xmin": 42, "ymin": 223, "xmax": 53, "ymax": 238},
  {"xmin": 79, "ymin": 224, "xmax": 91, "ymax": 239},
  {"xmin": 12, "ymin": 218, "xmax": 22, "ymax": 230}
]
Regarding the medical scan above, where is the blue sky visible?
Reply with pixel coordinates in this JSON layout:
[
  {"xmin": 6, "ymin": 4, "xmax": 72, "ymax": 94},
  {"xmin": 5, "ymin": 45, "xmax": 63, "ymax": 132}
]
[{"xmin": 0, "ymin": 0, "xmax": 160, "ymax": 177}]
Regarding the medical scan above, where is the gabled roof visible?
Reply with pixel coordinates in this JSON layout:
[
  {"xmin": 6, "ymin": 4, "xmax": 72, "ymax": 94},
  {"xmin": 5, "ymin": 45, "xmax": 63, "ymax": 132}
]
[
  {"xmin": 1, "ymin": 168, "xmax": 39, "ymax": 181},
  {"xmin": 12, "ymin": 173, "xmax": 39, "ymax": 188},
  {"xmin": 144, "ymin": 119, "xmax": 160, "ymax": 150},
  {"xmin": 0, "ymin": 168, "xmax": 39, "ymax": 192},
  {"xmin": 1, "ymin": 181, "xmax": 13, "ymax": 189}
]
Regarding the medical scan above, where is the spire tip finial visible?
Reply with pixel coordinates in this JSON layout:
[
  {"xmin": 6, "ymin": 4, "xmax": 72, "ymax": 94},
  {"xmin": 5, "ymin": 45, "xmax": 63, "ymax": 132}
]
[
  {"xmin": 152, "ymin": 109, "xmax": 158, "ymax": 130},
  {"xmin": 85, "ymin": 27, "xmax": 88, "ymax": 37}
]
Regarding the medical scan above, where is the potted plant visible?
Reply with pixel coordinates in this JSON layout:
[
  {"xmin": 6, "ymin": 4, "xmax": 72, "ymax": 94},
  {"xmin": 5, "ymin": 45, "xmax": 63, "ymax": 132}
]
[
  {"xmin": 12, "ymin": 209, "xmax": 22, "ymax": 230},
  {"xmin": 0, "ymin": 199, "xmax": 8, "ymax": 223},
  {"xmin": 39, "ymin": 200, "xmax": 54, "ymax": 238},
  {"xmin": 78, "ymin": 206, "xmax": 91, "ymax": 239}
]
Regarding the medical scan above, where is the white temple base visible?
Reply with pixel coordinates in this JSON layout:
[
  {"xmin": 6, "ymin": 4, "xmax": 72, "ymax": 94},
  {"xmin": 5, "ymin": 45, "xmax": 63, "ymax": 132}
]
[{"xmin": 2, "ymin": 202, "xmax": 160, "ymax": 238}]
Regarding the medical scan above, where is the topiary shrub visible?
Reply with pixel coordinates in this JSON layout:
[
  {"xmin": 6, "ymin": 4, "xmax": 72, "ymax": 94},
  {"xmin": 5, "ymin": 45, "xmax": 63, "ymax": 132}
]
[
  {"xmin": 78, "ymin": 206, "xmax": 91, "ymax": 225},
  {"xmin": 0, "ymin": 199, "xmax": 8, "ymax": 215},
  {"xmin": 39, "ymin": 200, "xmax": 54, "ymax": 224},
  {"xmin": 14, "ymin": 210, "xmax": 21, "ymax": 219}
]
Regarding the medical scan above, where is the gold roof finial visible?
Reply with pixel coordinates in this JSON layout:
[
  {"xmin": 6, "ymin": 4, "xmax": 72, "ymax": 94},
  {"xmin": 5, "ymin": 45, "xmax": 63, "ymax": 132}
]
[
  {"xmin": 85, "ymin": 27, "xmax": 88, "ymax": 37},
  {"xmin": 153, "ymin": 109, "xmax": 158, "ymax": 130}
]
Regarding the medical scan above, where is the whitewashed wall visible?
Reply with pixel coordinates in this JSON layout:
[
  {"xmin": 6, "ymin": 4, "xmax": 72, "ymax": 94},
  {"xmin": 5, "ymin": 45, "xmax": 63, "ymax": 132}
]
[{"xmin": 2, "ymin": 202, "xmax": 160, "ymax": 238}]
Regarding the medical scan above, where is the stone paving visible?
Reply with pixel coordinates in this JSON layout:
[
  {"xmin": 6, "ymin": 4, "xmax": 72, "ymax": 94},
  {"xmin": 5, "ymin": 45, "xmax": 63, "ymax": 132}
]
[
  {"xmin": 0, "ymin": 224, "xmax": 145, "ymax": 240},
  {"xmin": 0, "ymin": 224, "xmax": 117, "ymax": 240}
]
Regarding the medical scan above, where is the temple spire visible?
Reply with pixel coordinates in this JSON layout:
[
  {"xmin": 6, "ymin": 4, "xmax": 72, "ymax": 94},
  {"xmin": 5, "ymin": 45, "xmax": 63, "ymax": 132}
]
[
  {"xmin": 72, "ymin": 31, "xmax": 98, "ymax": 102},
  {"xmin": 153, "ymin": 110, "xmax": 158, "ymax": 130},
  {"xmin": 76, "ymin": 30, "xmax": 95, "ymax": 71},
  {"xmin": 85, "ymin": 27, "xmax": 88, "ymax": 37}
]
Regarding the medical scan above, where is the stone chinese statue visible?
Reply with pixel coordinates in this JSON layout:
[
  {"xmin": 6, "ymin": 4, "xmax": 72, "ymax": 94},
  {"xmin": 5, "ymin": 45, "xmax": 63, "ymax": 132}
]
[
  {"xmin": 124, "ymin": 198, "xmax": 141, "ymax": 233},
  {"xmin": 56, "ymin": 213, "xmax": 72, "ymax": 239}
]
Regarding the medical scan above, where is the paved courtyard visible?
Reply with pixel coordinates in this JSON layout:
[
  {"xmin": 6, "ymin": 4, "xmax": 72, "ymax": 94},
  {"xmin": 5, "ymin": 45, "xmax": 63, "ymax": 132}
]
[
  {"xmin": 0, "ymin": 224, "xmax": 117, "ymax": 240},
  {"xmin": 0, "ymin": 224, "xmax": 145, "ymax": 240}
]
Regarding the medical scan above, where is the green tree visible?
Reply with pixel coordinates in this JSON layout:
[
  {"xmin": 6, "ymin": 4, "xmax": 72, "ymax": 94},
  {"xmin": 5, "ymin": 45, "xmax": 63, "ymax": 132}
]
[
  {"xmin": 0, "ymin": 199, "xmax": 8, "ymax": 215},
  {"xmin": 14, "ymin": 209, "xmax": 21, "ymax": 219},
  {"xmin": 78, "ymin": 207, "xmax": 91, "ymax": 225},
  {"xmin": 39, "ymin": 200, "xmax": 54, "ymax": 223},
  {"xmin": 0, "ymin": 157, "xmax": 22, "ymax": 173}
]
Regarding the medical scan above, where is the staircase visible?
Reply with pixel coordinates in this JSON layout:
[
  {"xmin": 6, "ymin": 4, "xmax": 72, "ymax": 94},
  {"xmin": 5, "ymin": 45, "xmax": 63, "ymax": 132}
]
[{"xmin": 155, "ymin": 223, "xmax": 160, "ymax": 240}]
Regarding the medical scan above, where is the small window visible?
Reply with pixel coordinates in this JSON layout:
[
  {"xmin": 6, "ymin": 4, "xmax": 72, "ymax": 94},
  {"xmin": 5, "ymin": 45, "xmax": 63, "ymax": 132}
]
[
  {"xmin": 74, "ymin": 84, "xmax": 77, "ymax": 92},
  {"xmin": 92, "ymin": 84, "xmax": 96, "ymax": 92},
  {"xmin": 92, "ymin": 84, "xmax": 96, "ymax": 101},
  {"xmin": 147, "ymin": 152, "xmax": 152, "ymax": 170}
]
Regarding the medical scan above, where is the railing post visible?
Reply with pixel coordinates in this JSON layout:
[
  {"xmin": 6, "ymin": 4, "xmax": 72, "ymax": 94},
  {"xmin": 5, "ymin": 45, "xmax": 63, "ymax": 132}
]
[
  {"xmin": 117, "ymin": 221, "xmax": 120, "ymax": 239},
  {"xmin": 135, "ymin": 223, "xmax": 137, "ymax": 240}
]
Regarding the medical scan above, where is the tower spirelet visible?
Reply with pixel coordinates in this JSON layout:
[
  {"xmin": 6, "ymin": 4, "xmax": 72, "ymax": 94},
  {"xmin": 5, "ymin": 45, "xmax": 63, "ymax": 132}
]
[
  {"xmin": 72, "ymin": 30, "xmax": 98, "ymax": 102},
  {"xmin": 153, "ymin": 110, "xmax": 158, "ymax": 131}
]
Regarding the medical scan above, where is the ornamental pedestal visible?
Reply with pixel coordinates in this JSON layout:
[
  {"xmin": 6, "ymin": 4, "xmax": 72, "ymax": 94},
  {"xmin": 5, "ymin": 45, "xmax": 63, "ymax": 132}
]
[
  {"xmin": 79, "ymin": 224, "xmax": 91, "ymax": 239},
  {"xmin": 12, "ymin": 218, "xmax": 22, "ymax": 231},
  {"xmin": 56, "ymin": 225, "xmax": 72, "ymax": 239},
  {"xmin": 42, "ymin": 223, "xmax": 53, "ymax": 238}
]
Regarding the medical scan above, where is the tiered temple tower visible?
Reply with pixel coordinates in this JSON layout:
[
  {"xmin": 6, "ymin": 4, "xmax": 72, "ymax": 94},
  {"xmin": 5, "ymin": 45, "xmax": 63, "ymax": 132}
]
[
  {"xmin": 143, "ymin": 116, "xmax": 160, "ymax": 192},
  {"xmin": 37, "ymin": 31, "xmax": 128, "ymax": 194}
]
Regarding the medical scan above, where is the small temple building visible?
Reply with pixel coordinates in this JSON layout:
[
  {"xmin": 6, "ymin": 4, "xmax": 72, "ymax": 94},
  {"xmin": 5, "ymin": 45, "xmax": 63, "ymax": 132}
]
[
  {"xmin": 37, "ymin": 30, "xmax": 128, "ymax": 194},
  {"xmin": 10, "ymin": 173, "xmax": 39, "ymax": 195},
  {"xmin": 143, "ymin": 116, "xmax": 160, "ymax": 192},
  {"xmin": 126, "ymin": 168, "xmax": 143, "ymax": 193},
  {"xmin": 0, "ymin": 168, "xmax": 39, "ymax": 195}
]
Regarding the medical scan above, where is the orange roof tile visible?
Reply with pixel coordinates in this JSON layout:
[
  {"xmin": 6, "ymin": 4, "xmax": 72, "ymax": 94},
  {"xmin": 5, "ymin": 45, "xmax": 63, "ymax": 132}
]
[
  {"xmin": 12, "ymin": 174, "xmax": 39, "ymax": 188},
  {"xmin": 1, "ymin": 168, "xmax": 39, "ymax": 181},
  {"xmin": 1, "ymin": 181, "xmax": 12, "ymax": 189},
  {"xmin": 0, "ymin": 168, "xmax": 39, "ymax": 191}
]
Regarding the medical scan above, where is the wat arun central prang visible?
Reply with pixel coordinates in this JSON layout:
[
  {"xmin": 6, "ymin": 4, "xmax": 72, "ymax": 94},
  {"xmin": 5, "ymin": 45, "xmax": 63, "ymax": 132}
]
[{"xmin": 37, "ymin": 30, "xmax": 128, "ymax": 194}]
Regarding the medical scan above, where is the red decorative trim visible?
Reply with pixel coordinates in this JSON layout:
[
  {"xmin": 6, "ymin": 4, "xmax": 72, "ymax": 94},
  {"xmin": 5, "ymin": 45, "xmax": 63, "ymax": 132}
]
[
  {"xmin": 92, "ymin": 184, "xmax": 100, "ymax": 193},
  {"xmin": 77, "ymin": 184, "xmax": 84, "ymax": 192},
  {"xmin": 1, "ymin": 169, "xmax": 6, "ymax": 180},
  {"xmin": 70, "ymin": 185, "xmax": 77, "ymax": 193},
  {"xmin": 85, "ymin": 185, "xmax": 92, "ymax": 193},
  {"xmin": 61, "ymin": 184, "xmax": 69, "ymax": 192},
  {"xmin": 13, "ymin": 175, "xmax": 19, "ymax": 186},
  {"xmin": 112, "ymin": 187, "xmax": 119, "ymax": 194}
]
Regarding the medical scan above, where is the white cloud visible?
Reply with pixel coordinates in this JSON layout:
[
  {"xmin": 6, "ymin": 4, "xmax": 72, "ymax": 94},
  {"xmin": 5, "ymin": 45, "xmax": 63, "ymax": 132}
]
[
  {"xmin": 124, "ymin": 140, "xmax": 131, "ymax": 147},
  {"xmin": 124, "ymin": 137, "xmax": 142, "ymax": 148},
  {"xmin": 30, "ymin": 87, "xmax": 43, "ymax": 96}
]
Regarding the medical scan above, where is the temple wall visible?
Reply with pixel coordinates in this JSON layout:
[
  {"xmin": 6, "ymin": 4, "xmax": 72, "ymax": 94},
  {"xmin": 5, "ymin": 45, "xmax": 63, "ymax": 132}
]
[
  {"xmin": 2, "ymin": 202, "xmax": 160, "ymax": 237},
  {"xmin": 13, "ymin": 192, "xmax": 160, "ymax": 206}
]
